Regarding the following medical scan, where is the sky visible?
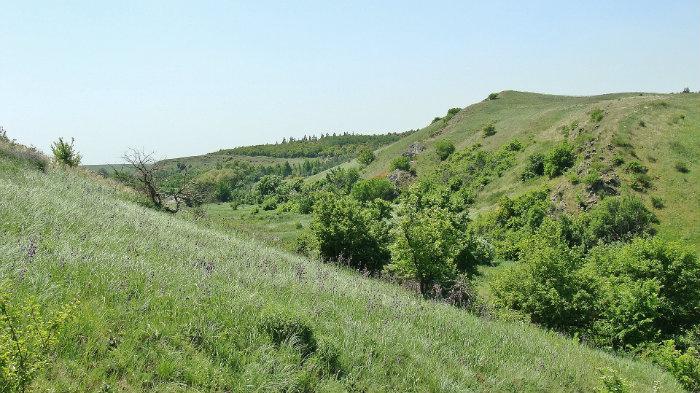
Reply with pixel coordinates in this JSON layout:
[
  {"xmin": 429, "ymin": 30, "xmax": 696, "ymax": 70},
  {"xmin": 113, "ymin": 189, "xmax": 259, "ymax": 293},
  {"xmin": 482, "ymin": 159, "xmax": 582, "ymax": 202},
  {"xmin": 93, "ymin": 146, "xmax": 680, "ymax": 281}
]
[{"xmin": 1, "ymin": 1, "xmax": 698, "ymax": 164}]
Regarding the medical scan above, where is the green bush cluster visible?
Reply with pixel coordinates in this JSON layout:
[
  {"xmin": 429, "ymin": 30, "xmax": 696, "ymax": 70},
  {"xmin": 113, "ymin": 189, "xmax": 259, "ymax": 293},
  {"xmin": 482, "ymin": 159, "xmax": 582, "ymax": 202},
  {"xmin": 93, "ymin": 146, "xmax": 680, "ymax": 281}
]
[
  {"xmin": 356, "ymin": 147, "xmax": 375, "ymax": 166},
  {"xmin": 50, "ymin": 137, "xmax": 81, "ymax": 167},
  {"xmin": 389, "ymin": 156, "xmax": 411, "ymax": 172},
  {"xmin": 434, "ymin": 139, "xmax": 455, "ymax": 161},
  {"xmin": 521, "ymin": 143, "xmax": 576, "ymax": 179}
]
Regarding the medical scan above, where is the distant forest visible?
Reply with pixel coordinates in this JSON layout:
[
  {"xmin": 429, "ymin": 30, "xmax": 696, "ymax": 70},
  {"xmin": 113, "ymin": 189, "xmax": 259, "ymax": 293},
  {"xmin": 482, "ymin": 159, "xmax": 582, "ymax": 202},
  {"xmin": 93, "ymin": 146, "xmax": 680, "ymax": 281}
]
[{"xmin": 221, "ymin": 131, "xmax": 413, "ymax": 159}]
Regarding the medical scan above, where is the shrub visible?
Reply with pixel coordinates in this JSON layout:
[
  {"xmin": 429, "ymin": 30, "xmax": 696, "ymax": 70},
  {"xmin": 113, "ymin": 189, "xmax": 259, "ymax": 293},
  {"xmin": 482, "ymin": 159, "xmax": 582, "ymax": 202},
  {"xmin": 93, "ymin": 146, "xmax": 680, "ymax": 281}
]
[
  {"xmin": 310, "ymin": 193, "xmax": 390, "ymax": 271},
  {"xmin": 0, "ymin": 290, "xmax": 76, "ymax": 392},
  {"xmin": 612, "ymin": 154, "xmax": 625, "ymax": 166},
  {"xmin": 651, "ymin": 196, "xmax": 664, "ymax": 209},
  {"xmin": 580, "ymin": 195, "xmax": 657, "ymax": 246},
  {"xmin": 674, "ymin": 161, "xmax": 689, "ymax": 173},
  {"xmin": 389, "ymin": 156, "xmax": 411, "ymax": 172},
  {"xmin": 631, "ymin": 173, "xmax": 653, "ymax": 191},
  {"xmin": 387, "ymin": 205, "xmax": 473, "ymax": 295},
  {"xmin": 356, "ymin": 148, "xmax": 375, "ymax": 166},
  {"xmin": 638, "ymin": 120, "xmax": 646, "ymax": 128},
  {"xmin": 482, "ymin": 123, "xmax": 496, "ymax": 137},
  {"xmin": 254, "ymin": 175, "xmax": 283, "ymax": 202},
  {"xmin": 642, "ymin": 340, "xmax": 700, "ymax": 391},
  {"xmin": 351, "ymin": 178, "xmax": 396, "ymax": 202},
  {"xmin": 50, "ymin": 137, "xmax": 81, "ymax": 167},
  {"xmin": 625, "ymin": 161, "xmax": 647, "ymax": 174},
  {"xmin": 682, "ymin": 87, "xmax": 691, "ymax": 94},
  {"xmin": 521, "ymin": 153, "xmax": 545, "ymax": 179},
  {"xmin": 323, "ymin": 167, "xmax": 360, "ymax": 194},
  {"xmin": 590, "ymin": 108, "xmax": 604, "ymax": 122},
  {"xmin": 544, "ymin": 143, "xmax": 575, "ymax": 178},
  {"xmin": 504, "ymin": 139, "xmax": 523, "ymax": 151},
  {"xmin": 487, "ymin": 93, "xmax": 499, "ymax": 100},
  {"xmin": 434, "ymin": 139, "xmax": 455, "ymax": 161}
]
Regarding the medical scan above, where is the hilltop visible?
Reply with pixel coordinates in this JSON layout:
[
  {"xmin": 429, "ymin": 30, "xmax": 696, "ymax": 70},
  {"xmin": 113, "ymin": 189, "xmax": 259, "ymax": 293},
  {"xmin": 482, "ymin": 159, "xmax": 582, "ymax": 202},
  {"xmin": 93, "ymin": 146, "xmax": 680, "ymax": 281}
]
[{"xmin": 0, "ymin": 122, "xmax": 684, "ymax": 391}]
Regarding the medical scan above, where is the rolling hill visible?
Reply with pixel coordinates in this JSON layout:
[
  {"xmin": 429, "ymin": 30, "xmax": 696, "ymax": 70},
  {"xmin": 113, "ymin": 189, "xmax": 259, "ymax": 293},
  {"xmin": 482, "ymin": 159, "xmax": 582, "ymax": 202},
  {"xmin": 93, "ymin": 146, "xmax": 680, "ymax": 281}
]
[{"xmin": 0, "ymin": 124, "xmax": 684, "ymax": 391}]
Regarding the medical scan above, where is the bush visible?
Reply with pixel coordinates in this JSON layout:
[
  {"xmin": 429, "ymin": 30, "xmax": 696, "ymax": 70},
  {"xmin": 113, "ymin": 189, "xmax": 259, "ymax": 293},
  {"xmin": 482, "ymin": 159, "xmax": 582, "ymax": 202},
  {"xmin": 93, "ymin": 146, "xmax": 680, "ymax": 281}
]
[
  {"xmin": 50, "ymin": 137, "xmax": 81, "ymax": 167},
  {"xmin": 310, "ymin": 193, "xmax": 390, "ymax": 271},
  {"xmin": 389, "ymin": 156, "xmax": 411, "ymax": 172},
  {"xmin": 580, "ymin": 195, "xmax": 657, "ymax": 246},
  {"xmin": 434, "ymin": 139, "xmax": 455, "ymax": 161},
  {"xmin": 674, "ymin": 161, "xmax": 689, "ymax": 173},
  {"xmin": 521, "ymin": 153, "xmax": 545, "ymax": 179},
  {"xmin": 323, "ymin": 168, "xmax": 360, "ymax": 194},
  {"xmin": 504, "ymin": 139, "xmax": 523, "ymax": 151},
  {"xmin": 0, "ymin": 290, "xmax": 75, "ymax": 392},
  {"xmin": 612, "ymin": 154, "xmax": 625, "ymax": 166},
  {"xmin": 351, "ymin": 178, "xmax": 396, "ymax": 202},
  {"xmin": 482, "ymin": 123, "xmax": 496, "ymax": 137},
  {"xmin": 625, "ymin": 161, "xmax": 647, "ymax": 174},
  {"xmin": 651, "ymin": 196, "xmax": 664, "ymax": 209},
  {"xmin": 487, "ymin": 93, "xmax": 499, "ymax": 100},
  {"xmin": 590, "ymin": 108, "xmax": 604, "ymax": 122},
  {"xmin": 387, "ymin": 205, "xmax": 473, "ymax": 295},
  {"xmin": 254, "ymin": 175, "xmax": 283, "ymax": 202},
  {"xmin": 356, "ymin": 148, "xmax": 375, "ymax": 166},
  {"xmin": 642, "ymin": 340, "xmax": 700, "ymax": 391},
  {"xmin": 631, "ymin": 173, "xmax": 653, "ymax": 191},
  {"xmin": 544, "ymin": 143, "xmax": 575, "ymax": 178}
]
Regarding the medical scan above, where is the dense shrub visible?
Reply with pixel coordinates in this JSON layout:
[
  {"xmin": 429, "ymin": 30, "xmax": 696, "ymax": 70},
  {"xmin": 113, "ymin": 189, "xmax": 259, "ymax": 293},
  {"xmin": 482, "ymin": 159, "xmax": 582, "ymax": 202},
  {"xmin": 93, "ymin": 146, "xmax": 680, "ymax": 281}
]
[
  {"xmin": 322, "ymin": 167, "xmax": 360, "ymax": 194},
  {"xmin": 642, "ymin": 340, "xmax": 700, "ymax": 391},
  {"xmin": 387, "ymin": 205, "xmax": 473, "ymax": 295},
  {"xmin": 434, "ymin": 139, "xmax": 455, "ymax": 161},
  {"xmin": 50, "ymin": 137, "xmax": 81, "ymax": 167},
  {"xmin": 389, "ymin": 156, "xmax": 411, "ymax": 172},
  {"xmin": 625, "ymin": 161, "xmax": 648, "ymax": 174},
  {"xmin": 482, "ymin": 123, "xmax": 496, "ymax": 137},
  {"xmin": 651, "ymin": 196, "xmax": 664, "ymax": 209},
  {"xmin": 356, "ymin": 147, "xmax": 375, "ymax": 166},
  {"xmin": 521, "ymin": 153, "xmax": 545, "ymax": 179},
  {"xmin": 631, "ymin": 173, "xmax": 653, "ymax": 191},
  {"xmin": 351, "ymin": 178, "xmax": 397, "ymax": 202},
  {"xmin": 579, "ymin": 195, "xmax": 657, "ymax": 247},
  {"xmin": 310, "ymin": 193, "xmax": 390, "ymax": 271},
  {"xmin": 544, "ymin": 143, "xmax": 575, "ymax": 178},
  {"xmin": 253, "ymin": 174, "xmax": 283, "ymax": 202},
  {"xmin": 487, "ymin": 92, "xmax": 499, "ymax": 100}
]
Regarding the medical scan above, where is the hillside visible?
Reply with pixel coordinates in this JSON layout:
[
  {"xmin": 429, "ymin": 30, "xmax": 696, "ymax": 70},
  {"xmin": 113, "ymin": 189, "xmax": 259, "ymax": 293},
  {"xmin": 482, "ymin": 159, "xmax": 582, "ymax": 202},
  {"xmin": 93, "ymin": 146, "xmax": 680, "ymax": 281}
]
[
  {"xmin": 360, "ymin": 90, "xmax": 700, "ymax": 251},
  {"xmin": 0, "ymin": 134, "xmax": 683, "ymax": 390}
]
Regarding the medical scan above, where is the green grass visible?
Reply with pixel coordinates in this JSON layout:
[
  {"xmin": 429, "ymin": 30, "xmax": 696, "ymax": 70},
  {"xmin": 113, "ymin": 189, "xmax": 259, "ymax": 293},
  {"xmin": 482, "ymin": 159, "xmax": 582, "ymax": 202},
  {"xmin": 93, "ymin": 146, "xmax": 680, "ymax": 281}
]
[{"xmin": 0, "ymin": 148, "xmax": 683, "ymax": 391}]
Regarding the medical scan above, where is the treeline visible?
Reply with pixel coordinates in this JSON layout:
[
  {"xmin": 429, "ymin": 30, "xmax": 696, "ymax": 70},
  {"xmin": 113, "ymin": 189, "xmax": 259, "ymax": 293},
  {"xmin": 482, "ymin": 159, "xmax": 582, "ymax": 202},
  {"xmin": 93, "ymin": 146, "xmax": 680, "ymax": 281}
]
[{"xmin": 221, "ymin": 131, "xmax": 412, "ymax": 159}]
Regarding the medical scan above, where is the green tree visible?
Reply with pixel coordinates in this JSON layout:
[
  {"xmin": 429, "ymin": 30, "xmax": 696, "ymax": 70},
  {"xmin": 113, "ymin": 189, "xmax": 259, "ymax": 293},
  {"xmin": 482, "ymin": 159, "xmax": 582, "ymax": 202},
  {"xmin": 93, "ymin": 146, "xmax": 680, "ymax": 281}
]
[
  {"xmin": 50, "ymin": 137, "xmax": 81, "ymax": 167},
  {"xmin": 310, "ymin": 193, "xmax": 390, "ymax": 271},
  {"xmin": 356, "ymin": 148, "xmax": 375, "ymax": 166},
  {"xmin": 434, "ymin": 139, "xmax": 455, "ymax": 161},
  {"xmin": 386, "ymin": 203, "xmax": 473, "ymax": 295}
]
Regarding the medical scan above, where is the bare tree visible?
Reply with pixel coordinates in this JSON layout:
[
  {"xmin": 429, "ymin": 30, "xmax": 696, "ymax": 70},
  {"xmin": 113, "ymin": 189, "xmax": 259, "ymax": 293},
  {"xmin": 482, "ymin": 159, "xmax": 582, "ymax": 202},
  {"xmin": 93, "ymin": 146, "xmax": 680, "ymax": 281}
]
[{"xmin": 121, "ymin": 148, "xmax": 195, "ymax": 213}]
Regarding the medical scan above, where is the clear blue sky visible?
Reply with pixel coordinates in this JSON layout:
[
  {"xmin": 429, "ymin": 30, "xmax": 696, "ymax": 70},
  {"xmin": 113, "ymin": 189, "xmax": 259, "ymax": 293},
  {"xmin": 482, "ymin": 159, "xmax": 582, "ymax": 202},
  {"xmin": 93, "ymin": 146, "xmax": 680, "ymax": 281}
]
[{"xmin": 2, "ymin": 1, "xmax": 698, "ymax": 164}]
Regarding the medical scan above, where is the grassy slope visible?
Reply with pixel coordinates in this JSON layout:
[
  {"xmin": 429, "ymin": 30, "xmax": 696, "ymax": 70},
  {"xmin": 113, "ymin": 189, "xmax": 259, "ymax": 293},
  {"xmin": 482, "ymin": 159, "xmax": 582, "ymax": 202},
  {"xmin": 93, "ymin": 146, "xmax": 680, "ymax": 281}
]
[
  {"xmin": 0, "ymin": 154, "xmax": 682, "ymax": 391},
  {"xmin": 363, "ymin": 90, "xmax": 700, "ymax": 250}
]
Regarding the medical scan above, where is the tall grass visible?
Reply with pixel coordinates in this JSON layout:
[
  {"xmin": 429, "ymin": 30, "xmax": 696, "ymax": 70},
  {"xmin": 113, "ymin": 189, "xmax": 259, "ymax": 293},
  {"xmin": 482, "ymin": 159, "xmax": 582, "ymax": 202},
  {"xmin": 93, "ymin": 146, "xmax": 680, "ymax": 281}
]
[{"xmin": 0, "ymin": 155, "xmax": 683, "ymax": 391}]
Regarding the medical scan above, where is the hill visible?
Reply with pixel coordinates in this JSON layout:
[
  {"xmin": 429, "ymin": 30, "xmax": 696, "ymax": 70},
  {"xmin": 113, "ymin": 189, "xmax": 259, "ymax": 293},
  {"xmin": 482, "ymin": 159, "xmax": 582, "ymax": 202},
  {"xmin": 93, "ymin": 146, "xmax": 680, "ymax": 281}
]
[
  {"xmin": 360, "ymin": 90, "xmax": 700, "ymax": 251},
  {"xmin": 0, "ymin": 129, "xmax": 683, "ymax": 390}
]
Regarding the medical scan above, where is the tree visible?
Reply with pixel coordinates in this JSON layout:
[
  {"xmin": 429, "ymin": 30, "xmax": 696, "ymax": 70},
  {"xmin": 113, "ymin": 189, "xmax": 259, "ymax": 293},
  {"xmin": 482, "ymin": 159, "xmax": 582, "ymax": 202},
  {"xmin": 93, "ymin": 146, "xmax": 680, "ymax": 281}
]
[
  {"xmin": 356, "ymin": 147, "xmax": 375, "ymax": 166},
  {"xmin": 50, "ymin": 137, "xmax": 81, "ymax": 167},
  {"xmin": 386, "ymin": 203, "xmax": 474, "ymax": 295},
  {"xmin": 434, "ymin": 139, "xmax": 455, "ymax": 161},
  {"xmin": 310, "ymin": 193, "xmax": 390, "ymax": 271},
  {"xmin": 122, "ymin": 149, "xmax": 195, "ymax": 212}
]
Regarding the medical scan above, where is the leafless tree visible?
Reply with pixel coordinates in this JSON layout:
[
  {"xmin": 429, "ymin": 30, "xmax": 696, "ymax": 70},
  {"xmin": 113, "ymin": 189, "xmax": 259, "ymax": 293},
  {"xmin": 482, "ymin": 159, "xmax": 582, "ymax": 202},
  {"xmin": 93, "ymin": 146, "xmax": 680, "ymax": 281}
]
[{"xmin": 121, "ymin": 148, "xmax": 195, "ymax": 213}]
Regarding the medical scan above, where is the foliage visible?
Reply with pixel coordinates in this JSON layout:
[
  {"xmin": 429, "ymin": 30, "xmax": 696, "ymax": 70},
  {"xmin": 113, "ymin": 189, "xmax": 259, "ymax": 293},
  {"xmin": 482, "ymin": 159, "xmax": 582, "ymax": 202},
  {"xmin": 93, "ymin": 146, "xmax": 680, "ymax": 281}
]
[
  {"xmin": 434, "ymin": 139, "xmax": 455, "ymax": 161},
  {"xmin": 350, "ymin": 178, "xmax": 396, "ymax": 203},
  {"xmin": 389, "ymin": 156, "xmax": 411, "ymax": 172},
  {"xmin": 310, "ymin": 193, "xmax": 390, "ymax": 271},
  {"xmin": 487, "ymin": 92, "xmax": 499, "ymax": 100},
  {"xmin": 253, "ymin": 175, "xmax": 283, "ymax": 203},
  {"xmin": 590, "ymin": 108, "xmax": 605, "ymax": 122},
  {"xmin": 521, "ymin": 153, "xmax": 545, "ymax": 179},
  {"xmin": 625, "ymin": 161, "xmax": 647, "ymax": 174},
  {"xmin": 0, "ymin": 289, "xmax": 75, "ymax": 393},
  {"xmin": 651, "ymin": 196, "xmax": 664, "ymax": 209},
  {"xmin": 579, "ymin": 195, "xmax": 657, "ymax": 247},
  {"xmin": 50, "ymin": 137, "xmax": 81, "ymax": 167},
  {"xmin": 544, "ymin": 142, "xmax": 575, "ymax": 178},
  {"xmin": 260, "ymin": 311, "xmax": 317, "ymax": 358},
  {"xmin": 321, "ymin": 167, "xmax": 360, "ymax": 195},
  {"xmin": 356, "ymin": 147, "xmax": 375, "ymax": 166},
  {"xmin": 482, "ymin": 123, "xmax": 496, "ymax": 137},
  {"xmin": 224, "ymin": 132, "xmax": 409, "ymax": 159},
  {"xmin": 387, "ymin": 205, "xmax": 472, "ymax": 295},
  {"xmin": 642, "ymin": 340, "xmax": 700, "ymax": 391}
]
